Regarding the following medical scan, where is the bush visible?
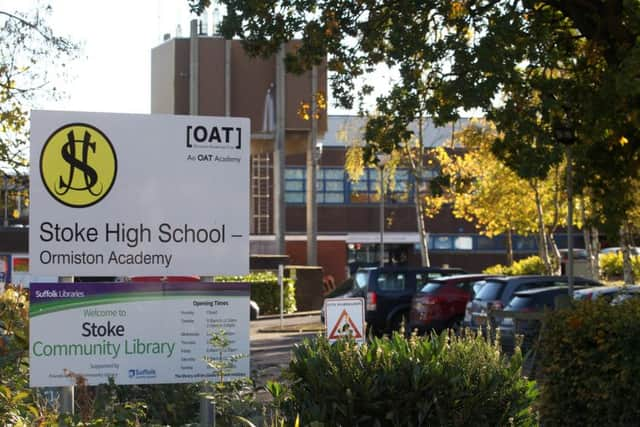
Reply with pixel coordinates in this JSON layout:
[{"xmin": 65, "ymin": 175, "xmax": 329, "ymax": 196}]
[
  {"xmin": 484, "ymin": 255, "xmax": 546, "ymax": 276},
  {"xmin": 0, "ymin": 286, "xmax": 60, "ymax": 425},
  {"xmin": 283, "ymin": 331, "xmax": 537, "ymax": 426},
  {"xmin": 537, "ymin": 298, "xmax": 640, "ymax": 426},
  {"xmin": 215, "ymin": 272, "xmax": 297, "ymax": 314},
  {"xmin": 599, "ymin": 252, "xmax": 640, "ymax": 280}
]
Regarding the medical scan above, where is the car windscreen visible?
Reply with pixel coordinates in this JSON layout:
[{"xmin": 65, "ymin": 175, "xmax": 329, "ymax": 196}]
[
  {"xmin": 419, "ymin": 281, "xmax": 442, "ymax": 293},
  {"xmin": 473, "ymin": 280, "xmax": 505, "ymax": 301}
]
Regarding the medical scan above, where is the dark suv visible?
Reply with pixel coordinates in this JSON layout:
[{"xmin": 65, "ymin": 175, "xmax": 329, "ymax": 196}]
[
  {"xmin": 327, "ymin": 266, "xmax": 466, "ymax": 334},
  {"xmin": 464, "ymin": 275, "xmax": 602, "ymax": 331}
]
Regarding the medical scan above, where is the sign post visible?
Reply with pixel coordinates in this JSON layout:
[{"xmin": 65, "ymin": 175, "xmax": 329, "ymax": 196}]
[{"xmin": 29, "ymin": 111, "xmax": 251, "ymax": 417}]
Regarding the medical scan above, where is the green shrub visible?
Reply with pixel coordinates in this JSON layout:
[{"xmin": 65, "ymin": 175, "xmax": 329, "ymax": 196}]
[
  {"xmin": 484, "ymin": 255, "xmax": 546, "ymax": 276},
  {"xmin": 537, "ymin": 299, "xmax": 640, "ymax": 426},
  {"xmin": 0, "ymin": 286, "xmax": 60, "ymax": 425},
  {"xmin": 599, "ymin": 252, "xmax": 640, "ymax": 280},
  {"xmin": 283, "ymin": 331, "xmax": 537, "ymax": 426},
  {"xmin": 215, "ymin": 272, "xmax": 297, "ymax": 314},
  {"xmin": 599, "ymin": 252, "xmax": 623, "ymax": 279}
]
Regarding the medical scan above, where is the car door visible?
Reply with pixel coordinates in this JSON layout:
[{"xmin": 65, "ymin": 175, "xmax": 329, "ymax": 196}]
[{"xmin": 375, "ymin": 270, "xmax": 417, "ymax": 329}]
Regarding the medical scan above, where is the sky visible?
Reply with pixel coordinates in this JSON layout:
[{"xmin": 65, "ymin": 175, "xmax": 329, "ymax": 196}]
[{"xmin": 1, "ymin": 0, "xmax": 361, "ymax": 116}]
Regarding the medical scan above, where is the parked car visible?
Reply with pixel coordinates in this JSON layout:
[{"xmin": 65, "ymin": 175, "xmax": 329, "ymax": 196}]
[
  {"xmin": 408, "ymin": 274, "xmax": 494, "ymax": 334},
  {"xmin": 324, "ymin": 265, "xmax": 466, "ymax": 334},
  {"xmin": 611, "ymin": 286, "xmax": 640, "ymax": 305},
  {"xmin": 497, "ymin": 285, "xmax": 578, "ymax": 352},
  {"xmin": 558, "ymin": 248, "xmax": 589, "ymax": 261},
  {"xmin": 464, "ymin": 275, "xmax": 603, "ymax": 332},
  {"xmin": 574, "ymin": 285, "xmax": 640, "ymax": 303}
]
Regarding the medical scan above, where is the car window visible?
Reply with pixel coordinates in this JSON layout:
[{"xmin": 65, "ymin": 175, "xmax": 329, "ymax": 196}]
[
  {"xmin": 429, "ymin": 272, "xmax": 444, "ymax": 279},
  {"xmin": 378, "ymin": 272, "xmax": 406, "ymax": 291},
  {"xmin": 419, "ymin": 281, "xmax": 442, "ymax": 293},
  {"xmin": 354, "ymin": 271, "xmax": 370, "ymax": 289},
  {"xmin": 506, "ymin": 295, "xmax": 534, "ymax": 310},
  {"xmin": 474, "ymin": 280, "xmax": 504, "ymax": 301},
  {"xmin": 472, "ymin": 280, "xmax": 487, "ymax": 295}
]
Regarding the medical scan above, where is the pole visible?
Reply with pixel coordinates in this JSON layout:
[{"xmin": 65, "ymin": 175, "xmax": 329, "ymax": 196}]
[
  {"xmin": 189, "ymin": 19, "xmax": 199, "ymax": 116},
  {"xmin": 566, "ymin": 145, "xmax": 574, "ymax": 297},
  {"xmin": 306, "ymin": 65, "xmax": 318, "ymax": 266},
  {"xmin": 379, "ymin": 166, "xmax": 385, "ymax": 267},
  {"xmin": 274, "ymin": 45, "xmax": 286, "ymax": 254},
  {"xmin": 278, "ymin": 264, "xmax": 284, "ymax": 329}
]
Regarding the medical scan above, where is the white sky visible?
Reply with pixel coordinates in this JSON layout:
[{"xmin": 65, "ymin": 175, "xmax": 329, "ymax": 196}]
[{"xmin": 1, "ymin": 0, "xmax": 364, "ymax": 116}]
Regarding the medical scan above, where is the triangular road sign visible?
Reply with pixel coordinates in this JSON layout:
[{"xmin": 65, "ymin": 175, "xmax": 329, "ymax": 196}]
[{"xmin": 328, "ymin": 309, "xmax": 363, "ymax": 340}]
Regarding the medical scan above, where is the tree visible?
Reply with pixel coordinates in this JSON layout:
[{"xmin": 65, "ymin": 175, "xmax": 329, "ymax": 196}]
[
  {"xmin": 0, "ymin": 5, "xmax": 77, "ymax": 173},
  {"xmin": 438, "ymin": 120, "xmax": 570, "ymax": 272},
  {"xmin": 190, "ymin": 0, "xmax": 640, "ymax": 236}
]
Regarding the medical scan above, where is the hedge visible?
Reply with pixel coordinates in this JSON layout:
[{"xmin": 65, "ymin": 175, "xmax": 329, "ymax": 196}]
[
  {"xmin": 537, "ymin": 298, "xmax": 640, "ymax": 426},
  {"xmin": 215, "ymin": 272, "xmax": 297, "ymax": 314}
]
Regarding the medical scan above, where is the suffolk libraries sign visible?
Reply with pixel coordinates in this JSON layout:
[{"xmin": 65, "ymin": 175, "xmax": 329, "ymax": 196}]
[{"xmin": 29, "ymin": 111, "xmax": 250, "ymax": 276}]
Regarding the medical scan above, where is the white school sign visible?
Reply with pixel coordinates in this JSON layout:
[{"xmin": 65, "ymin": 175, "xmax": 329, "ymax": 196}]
[{"xmin": 29, "ymin": 111, "xmax": 250, "ymax": 276}]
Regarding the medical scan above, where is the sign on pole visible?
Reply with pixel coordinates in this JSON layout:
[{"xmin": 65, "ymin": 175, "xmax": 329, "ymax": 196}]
[
  {"xmin": 29, "ymin": 110, "xmax": 250, "ymax": 276},
  {"xmin": 324, "ymin": 297, "xmax": 366, "ymax": 345},
  {"xmin": 29, "ymin": 282, "xmax": 250, "ymax": 386}
]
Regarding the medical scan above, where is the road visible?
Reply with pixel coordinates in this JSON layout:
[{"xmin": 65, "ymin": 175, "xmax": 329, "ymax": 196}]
[{"xmin": 249, "ymin": 313, "xmax": 323, "ymax": 390}]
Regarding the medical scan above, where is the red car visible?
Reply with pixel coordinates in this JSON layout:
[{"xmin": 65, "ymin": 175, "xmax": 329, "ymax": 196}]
[{"xmin": 408, "ymin": 274, "xmax": 493, "ymax": 334}]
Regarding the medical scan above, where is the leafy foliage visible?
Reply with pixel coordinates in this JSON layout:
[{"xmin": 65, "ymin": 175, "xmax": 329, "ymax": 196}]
[
  {"xmin": 0, "ymin": 5, "xmax": 78, "ymax": 172},
  {"xmin": 483, "ymin": 256, "xmax": 546, "ymax": 276},
  {"xmin": 282, "ymin": 331, "xmax": 537, "ymax": 426},
  {"xmin": 599, "ymin": 252, "xmax": 640, "ymax": 281},
  {"xmin": 537, "ymin": 299, "xmax": 640, "ymax": 426},
  {"xmin": 194, "ymin": 0, "xmax": 640, "ymax": 233},
  {"xmin": 215, "ymin": 272, "xmax": 297, "ymax": 314}
]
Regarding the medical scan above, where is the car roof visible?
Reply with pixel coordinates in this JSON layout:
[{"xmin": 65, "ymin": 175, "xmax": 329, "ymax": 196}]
[
  {"xmin": 512, "ymin": 285, "xmax": 574, "ymax": 297},
  {"xmin": 429, "ymin": 273, "xmax": 497, "ymax": 282},
  {"xmin": 357, "ymin": 266, "xmax": 465, "ymax": 273}
]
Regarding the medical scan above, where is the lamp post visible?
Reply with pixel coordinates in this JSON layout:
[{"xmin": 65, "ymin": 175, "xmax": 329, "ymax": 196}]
[
  {"xmin": 306, "ymin": 140, "xmax": 322, "ymax": 265},
  {"xmin": 554, "ymin": 119, "xmax": 576, "ymax": 297},
  {"xmin": 377, "ymin": 153, "xmax": 391, "ymax": 267}
]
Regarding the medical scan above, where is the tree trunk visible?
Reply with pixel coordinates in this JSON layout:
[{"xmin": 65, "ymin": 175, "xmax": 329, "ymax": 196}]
[
  {"xmin": 415, "ymin": 194, "xmax": 430, "ymax": 267},
  {"xmin": 506, "ymin": 228, "xmax": 514, "ymax": 266},
  {"xmin": 533, "ymin": 184, "xmax": 552, "ymax": 274},
  {"xmin": 621, "ymin": 224, "xmax": 635, "ymax": 284},
  {"xmin": 414, "ymin": 115, "xmax": 430, "ymax": 267}
]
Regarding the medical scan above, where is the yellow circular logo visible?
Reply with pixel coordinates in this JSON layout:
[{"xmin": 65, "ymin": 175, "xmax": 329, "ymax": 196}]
[{"xmin": 40, "ymin": 123, "xmax": 117, "ymax": 208}]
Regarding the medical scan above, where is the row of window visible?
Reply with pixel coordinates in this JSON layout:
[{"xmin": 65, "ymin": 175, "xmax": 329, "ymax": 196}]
[
  {"xmin": 347, "ymin": 234, "xmax": 583, "ymax": 253},
  {"xmin": 284, "ymin": 167, "xmax": 415, "ymax": 204}
]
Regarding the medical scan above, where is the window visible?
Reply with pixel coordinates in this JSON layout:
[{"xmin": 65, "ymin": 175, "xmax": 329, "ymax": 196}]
[
  {"xmin": 378, "ymin": 272, "xmax": 406, "ymax": 291},
  {"xmin": 454, "ymin": 236, "xmax": 473, "ymax": 250},
  {"xmin": 349, "ymin": 168, "xmax": 413, "ymax": 204},
  {"xmin": 317, "ymin": 168, "xmax": 345, "ymax": 203},
  {"xmin": 285, "ymin": 167, "xmax": 346, "ymax": 204}
]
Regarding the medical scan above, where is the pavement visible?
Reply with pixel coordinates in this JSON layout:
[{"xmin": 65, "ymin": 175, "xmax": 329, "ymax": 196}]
[{"xmin": 249, "ymin": 310, "xmax": 324, "ymax": 399}]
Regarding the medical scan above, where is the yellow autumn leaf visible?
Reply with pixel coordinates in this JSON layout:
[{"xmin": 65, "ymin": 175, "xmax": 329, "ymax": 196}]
[{"xmin": 619, "ymin": 136, "xmax": 628, "ymax": 146}]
